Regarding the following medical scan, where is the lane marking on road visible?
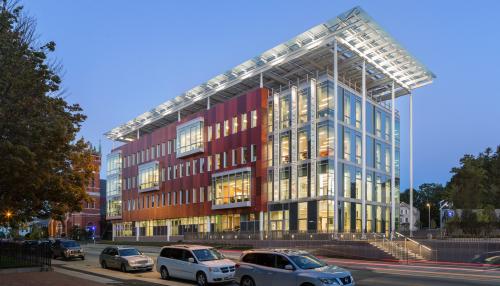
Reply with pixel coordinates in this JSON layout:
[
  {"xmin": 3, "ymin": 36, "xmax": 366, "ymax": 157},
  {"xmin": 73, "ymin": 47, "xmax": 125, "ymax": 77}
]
[{"xmin": 365, "ymin": 266, "xmax": 500, "ymax": 283}]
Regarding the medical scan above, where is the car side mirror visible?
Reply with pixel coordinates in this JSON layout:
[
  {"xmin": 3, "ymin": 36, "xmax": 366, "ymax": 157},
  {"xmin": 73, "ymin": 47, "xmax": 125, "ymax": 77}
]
[
  {"xmin": 188, "ymin": 257, "xmax": 195, "ymax": 263},
  {"xmin": 284, "ymin": 264, "xmax": 294, "ymax": 271}
]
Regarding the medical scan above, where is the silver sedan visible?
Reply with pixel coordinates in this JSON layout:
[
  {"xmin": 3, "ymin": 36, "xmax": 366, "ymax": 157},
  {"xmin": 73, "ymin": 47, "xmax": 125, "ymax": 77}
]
[{"xmin": 99, "ymin": 246, "xmax": 154, "ymax": 272}]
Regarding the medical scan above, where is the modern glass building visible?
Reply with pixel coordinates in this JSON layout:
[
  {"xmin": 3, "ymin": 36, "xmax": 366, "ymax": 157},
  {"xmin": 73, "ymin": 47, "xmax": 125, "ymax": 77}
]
[{"xmin": 105, "ymin": 6, "xmax": 434, "ymax": 241}]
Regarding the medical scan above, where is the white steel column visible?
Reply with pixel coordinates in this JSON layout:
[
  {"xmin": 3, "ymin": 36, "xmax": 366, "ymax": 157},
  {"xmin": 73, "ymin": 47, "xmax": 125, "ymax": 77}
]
[
  {"xmin": 409, "ymin": 92, "xmax": 414, "ymax": 237},
  {"xmin": 177, "ymin": 110, "xmax": 181, "ymax": 122},
  {"xmin": 207, "ymin": 96, "xmax": 211, "ymax": 110},
  {"xmin": 361, "ymin": 60, "xmax": 367, "ymax": 236},
  {"xmin": 333, "ymin": 40, "xmax": 339, "ymax": 233},
  {"xmin": 391, "ymin": 81, "xmax": 396, "ymax": 237},
  {"xmin": 260, "ymin": 73, "xmax": 264, "ymax": 88},
  {"xmin": 136, "ymin": 224, "xmax": 140, "ymax": 242}
]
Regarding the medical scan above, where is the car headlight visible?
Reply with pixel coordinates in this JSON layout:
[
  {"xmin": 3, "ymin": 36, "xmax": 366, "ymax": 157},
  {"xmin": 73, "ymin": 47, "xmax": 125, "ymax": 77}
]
[
  {"xmin": 209, "ymin": 267, "xmax": 221, "ymax": 272},
  {"xmin": 319, "ymin": 278, "xmax": 340, "ymax": 285}
]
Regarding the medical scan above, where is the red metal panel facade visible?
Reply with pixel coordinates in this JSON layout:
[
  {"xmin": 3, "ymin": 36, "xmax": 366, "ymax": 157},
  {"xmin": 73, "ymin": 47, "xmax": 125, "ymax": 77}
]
[{"xmin": 117, "ymin": 88, "xmax": 269, "ymax": 223}]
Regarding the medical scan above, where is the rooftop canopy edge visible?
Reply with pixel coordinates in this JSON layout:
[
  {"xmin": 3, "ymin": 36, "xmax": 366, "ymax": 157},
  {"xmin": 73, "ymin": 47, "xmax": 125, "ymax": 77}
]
[{"xmin": 105, "ymin": 6, "xmax": 435, "ymax": 142}]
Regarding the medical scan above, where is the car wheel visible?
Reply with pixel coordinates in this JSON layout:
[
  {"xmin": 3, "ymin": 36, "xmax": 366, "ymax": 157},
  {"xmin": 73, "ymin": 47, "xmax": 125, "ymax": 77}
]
[
  {"xmin": 101, "ymin": 261, "xmax": 107, "ymax": 269},
  {"xmin": 196, "ymin": 271, "xmax": 208, "ymax": 286},
  {"xmin": 241, "ymin": 276, "xmax": 255, "ymax": 286},
  {"xmin": 121, "ymin": 264, "xmax": 128, "ymax": 273},
  {"xmin": 301, "ymin": 283, "xmax": 315, "ymax": 286},
  {"xmin": 160, "ymin": 266, "xmax": 169, "ymax": 280}
]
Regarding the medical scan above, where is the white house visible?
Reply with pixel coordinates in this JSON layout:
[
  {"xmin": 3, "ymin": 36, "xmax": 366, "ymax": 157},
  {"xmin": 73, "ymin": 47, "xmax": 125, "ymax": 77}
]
[{"xmin": 400, "ymin": 202, "xmax": 420, "ymax": 231}]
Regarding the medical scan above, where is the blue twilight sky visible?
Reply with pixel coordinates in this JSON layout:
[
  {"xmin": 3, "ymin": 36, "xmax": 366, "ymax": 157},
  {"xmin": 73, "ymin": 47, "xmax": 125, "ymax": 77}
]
[{"xmin": 23, "ymin": 0, "xmax": 500, "ymax": 190}]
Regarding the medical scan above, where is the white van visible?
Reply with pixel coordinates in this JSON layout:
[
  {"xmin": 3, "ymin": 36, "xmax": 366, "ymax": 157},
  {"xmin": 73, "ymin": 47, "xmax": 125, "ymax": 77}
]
[{"xmin": 156, "ymin": 245, "xmax": 235, "ymax": 286}]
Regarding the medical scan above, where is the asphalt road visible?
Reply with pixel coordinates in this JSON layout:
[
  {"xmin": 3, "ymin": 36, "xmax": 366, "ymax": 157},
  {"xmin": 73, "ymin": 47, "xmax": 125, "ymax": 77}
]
[{"xmin": 50, "ymin": 243, "xmax": 500, "ymax": 286}]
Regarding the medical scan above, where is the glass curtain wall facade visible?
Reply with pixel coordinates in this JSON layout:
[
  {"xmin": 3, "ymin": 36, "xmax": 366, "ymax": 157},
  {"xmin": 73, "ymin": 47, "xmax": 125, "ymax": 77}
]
[{"xmin": 265, "ymin": 74, "xmax": 400, "ymax": 234}]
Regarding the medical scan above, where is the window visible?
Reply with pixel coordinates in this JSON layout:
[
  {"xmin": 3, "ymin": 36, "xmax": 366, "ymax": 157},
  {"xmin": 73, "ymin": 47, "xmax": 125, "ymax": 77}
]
[
  {"xmin": 215, "ymin": 123, "xmax": 221, "ymax": 139},
  {"xmin": 200, "ymin": 157, "xmax": 205, "ymax": 173},
  {"xmin": 241, "ymin": 147, "xmax": 247, "ymax": 164},
  {"xmin": 224, "ymin": 120, "xmax": 229, "ymax": 137},
  {"xmin": 280, "ymin": 95, "xmax": 290, "ymax": 128},
  {"xmin": 215, "ymin": 154, "xmax": 221, "ymax": 170},
  {"xmin": 192, "ymin": 160, "xmax": 197, "ymax": 175},
  {"xmin": 161, "ymin": 167, "xmax": 165, "ymax": 182},
  {"xmin": 280, "ymin": 167, "xmax": 290, "ymax": 200},
  {"xmin": 317, "ymin": 121, "xmax": 334, "ymax": 158},
  {"xmin": 176, "ymin": 118, "xmax": 204, "ymax": 157},
  {"xmin": 250, "ymin": 145, "xmax": 257, "ymax": 162},
  {"xmin": 179, "ymin": 163, "xmax": 183, "ymax": 177},
  {"xmin": 251, "ymin": 110, "xmax": 257, "ymax": 128},
  {"xmin": 298, "ymin": 164, "xmax": 309, "ymax": 198},
  {"xmin": 173, "ymin": 165, "xmax": 177, "ymax": 179},
  {"xmin": 317, "ymin": 81, "xmax": 334, "ymax": 117},
  {"xmin": 344, "ymin": 93, "xmax": 351, "ymax": 123},
  {"xmin": 298, "ymin": 88, "xmax": 310, "ymax": 123},
  {"xmin": 385, "ymin": 148, "xmax": 391, "ymax": 173},
  {"xmin": 241, "ymin": 113, "xmax": 248, "ymax": 131},
  {"xmin": 318, "ymin": 160, "xmax": 333, "ymax": 197},
  {"xmin": 318, "ymin": 200, "xmax": 334, "ymax": 232},
  {"xmin": 355, "ymin": 135, "xmax": 361, "ymax": 164},
  {"xmin": 355, "ymin": 100, "xmax": 361, "ymax": 129},
  {"xmin": 280, "ymin": 132, "xmax": 290, "ymax": 164},
  {"xmin": 375, "ymin": 143, "xmax": 381, "ymax": 170},
  {"xmin": 232, "ymin": 116, "xmax": 238, "ymax": 134},
  {"xmin": 267, "ymin": 138, "xmax": 273, "ymax": 167},
  {"xmin": 185, "ymin": 190, "xmax": 189, "ymax": 204},
  {"xmin": 168, "ymin": 141, "xmax": 172, "ymax": 155},
  {"xmin": 267, "ymin": 101, "xmax": 273, "ymax": 132},
  {"xmin": 298, "ymin": 128, "xmax": 310, "ymax": 160},
  {"xmin": 207, "ymin": 156, "xmax": 212, "ymax": 171},
  {"xmin": 167, "ymin": 167, "xmax": 171, "ymax": 180},
  {"xmin": 344, "ymin": 168, "xmax": 351, "ymax": 198},
  {"xmin": 168, "ymin": 192, "xmax": 171, "ymax": 206},
  {"xmin": 343, "ymin": 130, "xmax": 351, "ymax": 160},
  {"xmin": 212, "ymin": 169, "xmax": 251, "ymax": 206},
  {"xmin": 173, "ymin": 192, "xmax": 177, "ymax": 205},
  {"xmin": 200, "ymin": 187, "xmax": 205, "ymax": 203},
  {"xmin": 375, "ymin": 111, "xmax": 382, "ymax": 137},
  {"xmin": 161, "ymin": 143, "xmax": 166, "ymax": 156},
  {"xmin": 186, "ymin": 161, "xmax": 191, "ymax": 176},
  {"xmin": 157, "ymin": 144, "xmax": 160, "ymax": 158},
  {"xmin": 223, "ymin": 152, "xmax": 227, "ymax": 168},
  {"xmin": 298, "ymin": 202, "xmax": 307, "ymax": 231},
  {"xmin": 385, "ymin": 116, "xmax": 390, "ymax": 141},
  {"xmin": 179, "ymin": 191, "xmax": 183, "ymax": 205},
  {"xmin": 192, "ymin": 188, "xmax": 197, "ymax": 203},
  {"xmin": 138, "ymin": 161, "xmax": 159, "ymax": 192},
  {"xmin": 232, "ymin": 149, "xmax": 237, "ymax": 166},
  {"xmin": 207, "ymin": 125, "xmax": 212, "ymax": 142}
]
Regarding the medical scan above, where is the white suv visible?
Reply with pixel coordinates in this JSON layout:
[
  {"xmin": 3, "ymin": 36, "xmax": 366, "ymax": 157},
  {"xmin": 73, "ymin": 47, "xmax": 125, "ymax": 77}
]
[{"xmin": 156, "ymin": 245, "xmax": 235, "ymax": 286}]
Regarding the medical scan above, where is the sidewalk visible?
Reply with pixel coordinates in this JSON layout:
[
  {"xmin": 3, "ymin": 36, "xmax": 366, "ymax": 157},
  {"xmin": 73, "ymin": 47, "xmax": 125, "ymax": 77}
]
[{"xmin": 0, "ymin": 271, "xmax": 110, "ymax": 286}]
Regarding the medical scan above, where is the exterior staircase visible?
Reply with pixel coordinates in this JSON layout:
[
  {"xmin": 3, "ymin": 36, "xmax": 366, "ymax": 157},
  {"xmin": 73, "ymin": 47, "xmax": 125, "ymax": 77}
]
[{"xmin": 369, "ymin": 232, "xmax": 433, "ymax": 262}]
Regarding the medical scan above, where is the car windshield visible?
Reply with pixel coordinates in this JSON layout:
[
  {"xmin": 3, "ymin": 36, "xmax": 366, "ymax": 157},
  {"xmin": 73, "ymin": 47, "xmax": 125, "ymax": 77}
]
[
  {"xmin": 193, "ymin": 248, "xmax": 224, "ymax": 261},
  {"xmin": 288, "ymin": 254, "xmax": 326, "ymax": 269},
  {"xmin": 119, "ymin": 248, "xmax": 141, "ymax": 256},
  {"xmin": 62, "ymin": 241, "xmax": 79, "ymax": 248}
]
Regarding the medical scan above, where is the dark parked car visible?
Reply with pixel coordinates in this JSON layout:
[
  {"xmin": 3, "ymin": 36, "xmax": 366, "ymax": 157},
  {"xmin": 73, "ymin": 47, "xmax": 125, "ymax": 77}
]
[{"xmin": 51, "ymin": 239, "xmax": 85, "ymax": 260}]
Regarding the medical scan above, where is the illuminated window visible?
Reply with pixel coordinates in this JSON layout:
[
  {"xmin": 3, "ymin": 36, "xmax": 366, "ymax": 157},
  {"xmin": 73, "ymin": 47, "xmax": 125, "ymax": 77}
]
[
  {"xmin": 344, "ymin": 130, "xmax": 351, "ymax": 160},
  {"xmin": 298, "ymin": 88, "xmax": 310, "ymax": 123},
  {"xmin": 298, "ymin": 128, "xmax": 310, "ymax": 160},
  {"xmin": 298, "ymin": 164, "xmax": 309, "ymax": 198},
  {"xmin": 207, "ymin": 125, "xmax": 212, "ymax": 141},
  {"xmin": 317, "ymin": 121, "xmax": 334, "ymax": 158},
  {"xmin": 212, "ymin": 169, "xmax": 251, "ymax": 206},
  {"xmin": 241, "ymin": 113, "xmax": 248, "ymax": 131},
  {"xmin": 215, "ymin": 123, "xmax": 221, "ymax": 139},
  {"xmin": 280, "ymin": 96, "xmax": 290, "ymax": 128},
  {"xmin": 355, "ymin": 135, "xmax": 361, "ymax": 164},
  {"xmin": 280, "ymin": 132, "xmax": 290, "ymax": 164},
  {"xmin": 176, "ymin": 118, "xmax": 204, "ymax": 157},
  {"xmin": 224, "ymin": 120, "xmax": 229, "ymax": 137},
  {"xmin": 232, "ymin": 116, "xmax": 238, "ymax": 134},
  {"xmin": 251, "ymin": 110, "xmax": 257, "ymax": 128},
  {"xmin": 298, "ymin": 202, "xmax": 307, "ymax": 232},
  {"xmin": 344, "ymin": 93, "xmax": 351, "ymax": 123},
  {"xmin": 355, "ymin": 100, "xmax": 361, "ymax": 129},
  {"xmin": 375, "ymin": 111, "xmax": 382, "ymax": 137},
  {"xmin": 138, "ymin": 161, "xmax": 159, "ymax": 192}
]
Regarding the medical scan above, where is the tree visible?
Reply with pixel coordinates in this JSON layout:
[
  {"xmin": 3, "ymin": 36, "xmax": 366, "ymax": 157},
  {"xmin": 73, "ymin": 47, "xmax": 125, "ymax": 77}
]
[
  {"xmin": 0, "ymin": 1, "xmax": 95, "ymax": 225},
  {"xmin": 445, "ymin": 146, "xmax": 500, "ymax": 209},
  {"xmin": 400, "ymin": 183, "xmax": 445, "ymax": 228}
]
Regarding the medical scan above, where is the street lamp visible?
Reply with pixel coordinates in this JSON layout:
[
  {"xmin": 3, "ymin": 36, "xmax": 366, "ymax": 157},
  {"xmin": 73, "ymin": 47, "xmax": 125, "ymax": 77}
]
[{"xmin": 426, "ymin": 203, "xmax": 431, "ymax": 230}]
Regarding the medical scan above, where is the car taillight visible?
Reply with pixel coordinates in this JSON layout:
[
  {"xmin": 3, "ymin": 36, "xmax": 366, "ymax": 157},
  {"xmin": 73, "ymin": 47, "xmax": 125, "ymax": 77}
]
[{"xmin": 235, "ymin": 263, "xmax": 240, "ymax": 269}]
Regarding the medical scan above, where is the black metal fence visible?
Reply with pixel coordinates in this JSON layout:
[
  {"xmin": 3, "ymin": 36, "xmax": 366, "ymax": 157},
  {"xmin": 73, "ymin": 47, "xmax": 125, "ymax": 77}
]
[{"xmin": 0, "ymin": 240, "xmax": 51, "ymax": 270}]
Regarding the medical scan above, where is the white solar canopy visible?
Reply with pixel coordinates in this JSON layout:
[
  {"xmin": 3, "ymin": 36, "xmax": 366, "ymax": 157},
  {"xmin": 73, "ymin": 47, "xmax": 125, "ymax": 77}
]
[{"xmin": 106, "ymin": 6, "xmax": 435, "ymax": 142}]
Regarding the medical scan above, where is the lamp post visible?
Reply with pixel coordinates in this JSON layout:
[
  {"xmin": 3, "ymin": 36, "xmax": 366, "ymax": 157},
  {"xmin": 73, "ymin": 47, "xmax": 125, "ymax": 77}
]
[
  {"xmin": 6, "ymin": 211, "xmax": 12, "ymax": 239},
  {"xmin": 426, "ymin": 203, "xmax": 431, "ymax": 230}
]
